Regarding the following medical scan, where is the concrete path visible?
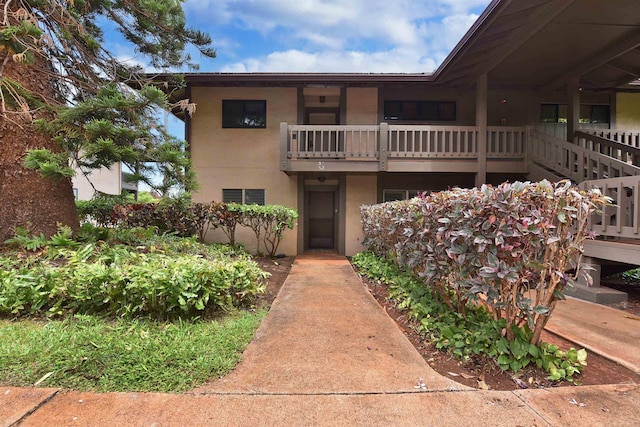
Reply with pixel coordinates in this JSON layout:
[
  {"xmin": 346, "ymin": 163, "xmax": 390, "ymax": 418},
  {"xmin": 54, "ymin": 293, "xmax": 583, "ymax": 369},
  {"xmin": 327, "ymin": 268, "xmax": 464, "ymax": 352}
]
[
  {"xmin": 546, "ymin": 297, "xmax": 640, "ymax": 374},
  {"xmin": 2, "ymin": 255, "xmax": 639, "ymax": 426}
]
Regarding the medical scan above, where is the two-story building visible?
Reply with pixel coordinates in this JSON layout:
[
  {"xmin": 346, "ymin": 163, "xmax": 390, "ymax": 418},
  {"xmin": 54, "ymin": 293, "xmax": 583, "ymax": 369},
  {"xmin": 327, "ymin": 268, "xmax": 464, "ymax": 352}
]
[{"xmin": 164, "ymin": 0, "xmax": 640, "ymax": 303}]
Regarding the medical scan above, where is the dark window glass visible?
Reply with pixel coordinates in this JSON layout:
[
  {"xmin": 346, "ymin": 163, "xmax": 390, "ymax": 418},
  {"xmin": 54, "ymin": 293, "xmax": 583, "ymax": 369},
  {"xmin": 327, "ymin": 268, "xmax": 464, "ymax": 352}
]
[
  {"xmin": 222, "ymin": 189, "xmax": 243, "ymax": 203},
  {"xmin": 384, "ymin": 101, "xmax": 456, "ymax": 121},
  {"xmin": 590, "ymin": 105, "xmax": 610, "ymax": 123},
  {"xmin": 540, "ymin": 104, "xmax": 559, "ymax": 123},
  {"xmin": 222, "ymin": 100, "xmax": 266, "ymax": 128},
  {"xmin": 223, "ymin": 189, "xmax": 265, "ymax": 205},
  {"xmin": 245, "ymin": 189, "xmax": 266, "ymax": 205},
  {"xmin": 541, "ymin": 103, "xmax": 609, "ymax": 124}
]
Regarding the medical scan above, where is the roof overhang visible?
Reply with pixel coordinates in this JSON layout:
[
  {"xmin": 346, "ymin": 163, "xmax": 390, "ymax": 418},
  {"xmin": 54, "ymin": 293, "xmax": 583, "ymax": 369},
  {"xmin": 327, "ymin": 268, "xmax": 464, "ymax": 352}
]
[{"xmin": 434, "ymin": 0, "xmax": 640, "ymax": 92}]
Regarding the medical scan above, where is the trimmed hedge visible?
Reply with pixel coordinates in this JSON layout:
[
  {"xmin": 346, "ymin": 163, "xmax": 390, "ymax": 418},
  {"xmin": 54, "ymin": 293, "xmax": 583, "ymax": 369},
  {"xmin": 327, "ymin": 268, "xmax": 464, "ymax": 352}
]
[{"xmin": 78, "ymin": 197, "xmax": 297, "ymax": 256}]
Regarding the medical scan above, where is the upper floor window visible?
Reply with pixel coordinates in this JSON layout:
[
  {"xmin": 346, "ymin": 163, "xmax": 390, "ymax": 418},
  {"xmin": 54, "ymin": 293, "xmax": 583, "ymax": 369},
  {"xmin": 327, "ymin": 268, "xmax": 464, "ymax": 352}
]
[
  {"xmin": 222, "ymin": 100, "xmax": 266, "ymax": 128},
  {"xmin": 384, "ymin": 101, "xmax": 456, "ymax": 122},
  {"xmin": 540, "ymin": 103, "xmax": 610, "ymax": 124}
]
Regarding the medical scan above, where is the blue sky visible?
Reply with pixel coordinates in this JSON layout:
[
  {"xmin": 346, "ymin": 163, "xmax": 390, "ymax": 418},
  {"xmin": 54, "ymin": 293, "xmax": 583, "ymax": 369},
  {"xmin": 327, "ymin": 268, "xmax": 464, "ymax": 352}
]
[{"xmin": 108, "ymin": 0, "xmax": 492, "ymax": 73}]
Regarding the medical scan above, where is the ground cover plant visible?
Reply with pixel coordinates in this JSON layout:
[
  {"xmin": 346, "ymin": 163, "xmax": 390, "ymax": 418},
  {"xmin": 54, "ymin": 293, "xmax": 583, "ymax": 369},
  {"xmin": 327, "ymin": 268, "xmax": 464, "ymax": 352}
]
[
  {"xmin": 1, "ymin": 226, "xmax": 267, "ymax": 319},
  {"xmin": 358, "ymin": 180, "xmax": 610, "ymax": 381},
  {"xmin": 0, "ymin": 225, "xmax": 271, "ymax": 392},
  {"xmin": 352, "ymin": 252, "xmax": 587, "ymax": 382}
]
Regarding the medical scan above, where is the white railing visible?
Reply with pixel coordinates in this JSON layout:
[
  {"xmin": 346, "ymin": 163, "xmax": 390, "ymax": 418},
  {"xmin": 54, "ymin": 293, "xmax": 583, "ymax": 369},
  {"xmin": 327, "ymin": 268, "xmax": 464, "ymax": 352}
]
[
  {"xmin": 580, "ymin": 176, "xmax": 640, "ymax": 239},
  {"xmin": 534, "ymin": 123, "xmax": 610, "ymax": 141},
  {"xmin": 529, "ymin": 131, "xmax": 640, "ymax": 182},
  {"xmin": 285, "ymin": 123, "xmax": 529, "ymax": 163},
  {"xmin": 581, "ymin": 129, "xmax": 640, "ymax": 166},
  {"xmin": 287, "ymin": 125, "xmax": 379, "ymax": 159},
  {"xmin": 585, "ymin": 129, "xmax": 640, "ymax": 150},
  {"xmin": 487, "ymin": 127, "xmax": 527, "ymax": 159},
  {"xmin": 387, "ymin": 125, "xmax": 477, "ymax": 158}
]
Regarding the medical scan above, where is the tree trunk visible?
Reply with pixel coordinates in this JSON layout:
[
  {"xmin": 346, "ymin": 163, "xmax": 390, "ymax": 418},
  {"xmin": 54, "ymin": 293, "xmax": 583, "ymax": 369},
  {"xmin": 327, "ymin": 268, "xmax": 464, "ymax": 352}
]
[{"xmin": 0, "ymin": 52, "xmax": 79, "ymax": 241}]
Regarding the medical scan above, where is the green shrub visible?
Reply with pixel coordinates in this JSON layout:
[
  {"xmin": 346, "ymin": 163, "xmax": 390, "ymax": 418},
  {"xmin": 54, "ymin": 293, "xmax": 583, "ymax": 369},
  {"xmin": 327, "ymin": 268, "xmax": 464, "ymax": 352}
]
[
  {"xmin": 76, "ymin": 193, "xmax": 131, "ymax": 226},
  {"xmin": 0, "ymin": 228, "xmax": 268, "ymax": 320},
  {"xmin": 352, "ymin": 252, "xmax": 587, "ymax": 382}
]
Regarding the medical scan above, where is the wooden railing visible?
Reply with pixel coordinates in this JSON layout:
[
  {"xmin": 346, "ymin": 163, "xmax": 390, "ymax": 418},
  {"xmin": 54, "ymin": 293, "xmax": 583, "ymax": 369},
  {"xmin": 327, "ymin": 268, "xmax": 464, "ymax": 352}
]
[
  {"xmin": 584, "ymin": 129, "xmax": 640, "ymax": 150},
  {"xmin": 580, "ymin": 175, "xmax": 640, "ymax": 239},
  {"xmin": 487, "ymin": 127, "xmax": 527, "ymax": 158},
  {"xmin": 286, "ymin": 125, "xmax": 379, "ymax": 159},
  {"xmin": 581, "ymin": 130, "xmax": 640, "ymax": 166},
  {"xmin": 284, "ymin": 123, "xmax": 527, "ymax": 165},
  {"xmin": 387, "ymin": 125, "xmax": 477, "ymax": 158},
  {"xmin": 529, "ymin": 131, "xmax": 640, "ymax": 182}
]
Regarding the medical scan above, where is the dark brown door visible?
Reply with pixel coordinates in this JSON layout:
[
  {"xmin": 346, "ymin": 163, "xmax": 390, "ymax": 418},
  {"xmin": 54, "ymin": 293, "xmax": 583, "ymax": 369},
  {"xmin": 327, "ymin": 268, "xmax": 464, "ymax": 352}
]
[{"xmin": 307, "ymin": 190, "xmax": 335, "ymax": 249}]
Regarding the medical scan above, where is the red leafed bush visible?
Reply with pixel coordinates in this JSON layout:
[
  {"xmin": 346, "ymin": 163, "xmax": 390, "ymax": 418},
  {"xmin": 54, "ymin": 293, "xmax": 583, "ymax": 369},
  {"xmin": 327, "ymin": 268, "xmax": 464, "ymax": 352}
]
[{"xmin": 360, "ymin": 180, "xmax": 610, "ymax": 344}]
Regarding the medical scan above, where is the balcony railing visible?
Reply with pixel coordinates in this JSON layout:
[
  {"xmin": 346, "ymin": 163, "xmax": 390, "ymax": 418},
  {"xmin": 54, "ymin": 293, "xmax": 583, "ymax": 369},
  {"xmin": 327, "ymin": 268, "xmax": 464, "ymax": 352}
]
[{"xmin": 281, "ymin": 123, "xmax": 527, "ymax": 172}]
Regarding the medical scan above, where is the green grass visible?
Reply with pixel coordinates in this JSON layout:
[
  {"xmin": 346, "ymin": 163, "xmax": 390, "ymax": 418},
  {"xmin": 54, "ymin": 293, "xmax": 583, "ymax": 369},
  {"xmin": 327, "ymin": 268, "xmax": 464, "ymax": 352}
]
[{"xmin": 0, "ymin": 309, "xmax": 266, "ymax": 393}]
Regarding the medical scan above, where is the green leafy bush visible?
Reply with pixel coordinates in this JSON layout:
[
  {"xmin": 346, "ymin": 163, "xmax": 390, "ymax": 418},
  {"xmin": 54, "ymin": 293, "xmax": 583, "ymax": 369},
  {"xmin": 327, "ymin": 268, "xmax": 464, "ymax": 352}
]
[
  {"xmin": 352, "ymin": 252, "xmax": 587, "ymax": 382},
  {"xmin": 1, "ymin": 228, "xmax": 268, "ymax": 319},
  {"xmin": 76, "ymin": 193, "xmax": 131, "ymax": 226},
  {"xmin": 98, "ymin": 199, "xmax": 297, "ymax": 255}
]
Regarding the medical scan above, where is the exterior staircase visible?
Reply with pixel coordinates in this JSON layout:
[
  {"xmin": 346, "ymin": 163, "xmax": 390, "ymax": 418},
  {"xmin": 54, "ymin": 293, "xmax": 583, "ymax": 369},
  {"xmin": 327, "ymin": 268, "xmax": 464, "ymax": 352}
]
[{"xmin": 528, "ymin": 129, "xmax": 640, "ymax": 303}]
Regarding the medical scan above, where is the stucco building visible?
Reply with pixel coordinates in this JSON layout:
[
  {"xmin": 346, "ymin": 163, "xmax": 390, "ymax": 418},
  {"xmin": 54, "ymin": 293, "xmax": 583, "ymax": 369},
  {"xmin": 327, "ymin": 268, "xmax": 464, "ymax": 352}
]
[{"xmin": 167, "ymin": 0, "xmax": 640, "ymax": 301}]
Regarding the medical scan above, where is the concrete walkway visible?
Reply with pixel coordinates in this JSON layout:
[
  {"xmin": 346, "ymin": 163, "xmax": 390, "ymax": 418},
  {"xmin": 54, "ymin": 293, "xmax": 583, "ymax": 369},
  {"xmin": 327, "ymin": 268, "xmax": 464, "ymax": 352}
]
[{"xmin": 2, "ymin": 255, "xmax": 639, "ymax": 426}]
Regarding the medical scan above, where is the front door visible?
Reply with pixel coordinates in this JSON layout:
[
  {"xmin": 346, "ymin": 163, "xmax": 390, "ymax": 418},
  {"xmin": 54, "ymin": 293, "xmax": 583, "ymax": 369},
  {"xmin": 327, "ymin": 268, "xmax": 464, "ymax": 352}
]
[{"xmin": 307, "ymin": 190, "xmax": 336, "ymax": 250}]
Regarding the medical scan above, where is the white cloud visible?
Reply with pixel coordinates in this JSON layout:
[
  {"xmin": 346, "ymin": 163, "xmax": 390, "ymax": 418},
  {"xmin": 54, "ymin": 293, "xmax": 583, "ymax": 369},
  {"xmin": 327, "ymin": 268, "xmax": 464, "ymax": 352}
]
[
  {"xmin": 221, "ymin": 48, "xmax": 437, "ymax": 73},
  {"xmin": 184, "ymin": 0, "xmax": 490, "ymax": 72}
]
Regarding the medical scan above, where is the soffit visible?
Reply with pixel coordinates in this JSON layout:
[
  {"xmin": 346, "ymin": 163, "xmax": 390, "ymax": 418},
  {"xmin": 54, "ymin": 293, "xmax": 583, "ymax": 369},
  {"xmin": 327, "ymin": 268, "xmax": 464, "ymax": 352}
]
[{"xmin": 435, "ymin": 0, "xmax": 640, "ymax": 91}]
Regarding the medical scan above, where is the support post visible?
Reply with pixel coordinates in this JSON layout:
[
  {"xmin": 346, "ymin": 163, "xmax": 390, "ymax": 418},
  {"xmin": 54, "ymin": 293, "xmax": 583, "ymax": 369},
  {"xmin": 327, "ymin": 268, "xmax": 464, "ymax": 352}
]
[
  {"xmin": 475, "ymin": 74, "xmax": 488, "ymax": 187},
  {"xmin": 280, "ymin": 122, "xmax": 290, "ymax": 171},
  {"xmin": 379, "ymin": 122, "xmax": 388, "ymax": 171},
  {"xmin": 567, "ymin": 77, "xmax": 580, "ymax": 142}
]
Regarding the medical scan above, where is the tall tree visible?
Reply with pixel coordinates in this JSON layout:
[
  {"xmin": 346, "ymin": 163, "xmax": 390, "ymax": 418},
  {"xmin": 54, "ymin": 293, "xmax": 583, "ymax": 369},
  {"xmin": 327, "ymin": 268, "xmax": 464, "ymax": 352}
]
[{"xmin": 0, "ymin": 0, "xmax": 214, "ymax": 240}]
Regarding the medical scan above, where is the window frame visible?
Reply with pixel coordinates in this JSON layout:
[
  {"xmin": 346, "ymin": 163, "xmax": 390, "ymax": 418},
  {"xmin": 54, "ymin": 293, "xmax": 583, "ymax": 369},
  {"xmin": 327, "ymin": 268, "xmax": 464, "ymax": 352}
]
[
  {"xmin": 382, "ymin": 189, "xmax": 428, "ymax": 203},
  {"xmin": 222, "ymin": 100, "xmax": 267, "ymax": 129},
  {"xmin": 540, "ymin": 103, "xmax": 610, "ymax": 124},
  {"xmin": 222, "ymin": 188, "xmax": 266, "ymax": 205}
]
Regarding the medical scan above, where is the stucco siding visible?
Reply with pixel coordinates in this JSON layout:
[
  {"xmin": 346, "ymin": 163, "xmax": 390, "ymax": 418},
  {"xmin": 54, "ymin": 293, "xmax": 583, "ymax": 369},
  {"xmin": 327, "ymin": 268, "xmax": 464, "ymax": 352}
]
[
  {"xmin": 72, "ymin": 164, "xmax": 121, "ymax": 200},
  {"xmin": 189, "ymin": 86, "xmax": 299, "ymax": 255},
  {"xmin": 345, "ymin": 175, "xmax": 377, "ymax": 256},
  {"xmin": 346, "ymin": 88, "xmax": 378, "ymax": 125}
]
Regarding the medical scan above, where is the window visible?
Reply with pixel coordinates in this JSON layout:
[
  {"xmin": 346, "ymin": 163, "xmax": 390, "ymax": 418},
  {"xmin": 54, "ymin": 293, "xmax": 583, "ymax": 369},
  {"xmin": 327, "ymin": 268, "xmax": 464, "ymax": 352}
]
[
  {"xmin": 540, "ymin": 103, "xmax": 609, "ymax": 124},
  {"xmin": 384, "ymin": 101, "xmax": 456, "ymax": 121},
  {"xmin": 222, "ymin": 189, "xmax": 265, "ymax": 205},
  {"xmin": 222, "ymin": 100, "xmax": 266, "ymax": 128},
  {"xmin": 73, "ymin": 188, "xmax": 78, "ymax": 201},
  {"xmin": 383, "ymin": 189, "xmax": 426, "ymax": 202}
]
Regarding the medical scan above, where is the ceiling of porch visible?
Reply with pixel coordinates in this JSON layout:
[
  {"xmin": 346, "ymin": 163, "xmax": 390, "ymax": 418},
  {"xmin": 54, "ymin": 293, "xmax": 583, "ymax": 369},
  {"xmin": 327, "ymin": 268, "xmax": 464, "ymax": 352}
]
[{"xmin": 434, "ymin": 0, "xmax": 640, "ymax": 92}]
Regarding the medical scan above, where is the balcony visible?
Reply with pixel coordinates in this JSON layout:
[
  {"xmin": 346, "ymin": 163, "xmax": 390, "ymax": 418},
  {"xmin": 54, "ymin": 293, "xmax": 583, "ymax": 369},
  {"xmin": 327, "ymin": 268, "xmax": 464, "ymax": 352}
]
[{"xmin": 279, "ymin": 123, "xmax": 528, "ymax": 174}]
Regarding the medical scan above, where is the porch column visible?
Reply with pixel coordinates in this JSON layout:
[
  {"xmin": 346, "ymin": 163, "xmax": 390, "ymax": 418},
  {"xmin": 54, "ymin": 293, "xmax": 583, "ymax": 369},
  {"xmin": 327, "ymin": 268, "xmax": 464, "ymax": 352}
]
[
  {"xmin": 566, "ymin": 77, "xmax": 580, "ymax": 142},
  {"xmin": 475, "ymin": 73, "xmax": 488, "ymax": 187}
]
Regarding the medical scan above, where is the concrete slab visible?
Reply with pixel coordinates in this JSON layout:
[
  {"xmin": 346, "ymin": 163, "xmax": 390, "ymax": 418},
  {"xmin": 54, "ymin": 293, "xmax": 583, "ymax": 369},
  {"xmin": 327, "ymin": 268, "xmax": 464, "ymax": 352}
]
[
  {"xmin": 545, "ymin": 297, "xmax": 640, "ymax": 374},
  {"xmin": 0, "ymin": 387, "xmax": 58, "ymax": 426},
  {"xmin": 195, "ymin": 255, "xmax": 465, "ymax": 394},
  {"xmin": 514, "ymin": 383, "xmax": 640, "ymax": 426},
  {"xmin": 21, "ymin": 390, "xmax": 549, "ymax": 427},
  {"xmin": 564, "ymin": 284, "xmax": 627, "ymax": 304}
]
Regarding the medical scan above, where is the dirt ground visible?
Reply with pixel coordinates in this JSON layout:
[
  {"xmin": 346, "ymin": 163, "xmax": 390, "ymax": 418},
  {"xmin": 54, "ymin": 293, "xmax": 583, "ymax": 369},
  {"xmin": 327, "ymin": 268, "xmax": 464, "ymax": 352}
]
[{"xmin": 255, "ymin": 256, "xmax": 638, "ymax": 392}]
